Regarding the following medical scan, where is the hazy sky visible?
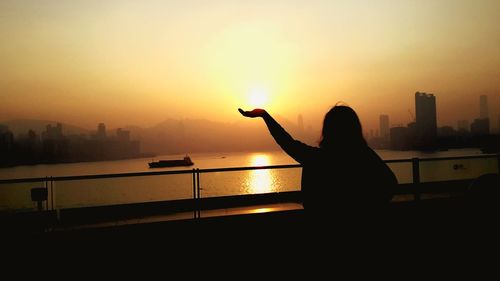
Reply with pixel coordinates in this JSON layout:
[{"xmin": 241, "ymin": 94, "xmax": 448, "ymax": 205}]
[{"xmin": 1, "ymin": 0, "xmax": 499, "ymax": 132}]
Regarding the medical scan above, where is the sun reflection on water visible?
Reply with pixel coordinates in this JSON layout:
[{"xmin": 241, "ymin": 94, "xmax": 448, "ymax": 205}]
[{"xmin": 245, "ymin": 154, "xmax": 276, "ymax": 194}]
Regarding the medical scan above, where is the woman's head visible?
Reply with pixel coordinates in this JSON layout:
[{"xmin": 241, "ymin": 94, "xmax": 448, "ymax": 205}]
[{"xmin": 319, "ymin": 105, "xmax": 367, "ymax": 148}]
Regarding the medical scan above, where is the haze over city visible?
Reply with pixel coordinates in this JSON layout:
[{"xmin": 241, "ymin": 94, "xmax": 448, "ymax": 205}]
[{"xmin": 1, "ymin": 0, "xmax": 499, "ymax": 133}]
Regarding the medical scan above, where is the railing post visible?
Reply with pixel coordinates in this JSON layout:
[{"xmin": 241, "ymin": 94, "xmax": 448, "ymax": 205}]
[
  {"xmin": 192, "ymin": 169, "xmax": 197, "ymax": 219},
  {"xmin": 412, "ymin": 158, "xmax": 421, "ymax": 201},
  {"xmin": 50, "ymin": 177, "xmax": 55, "ymax": 211},
  {"xmin": 45, "ymin": 177, "xmax": 49, "ymax": 211},
  {"xmin": 192, "ymin": 169, "xmax": 196, "ymax": 200},
  {"xmin": 196, "ymin": 168, "xmax": 201, "ymax": 218}
]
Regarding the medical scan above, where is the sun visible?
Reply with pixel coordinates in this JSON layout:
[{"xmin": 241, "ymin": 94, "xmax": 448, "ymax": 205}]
[{"xmin": 248, "ymin": 87, "xmax": 268, "ymax": 108}]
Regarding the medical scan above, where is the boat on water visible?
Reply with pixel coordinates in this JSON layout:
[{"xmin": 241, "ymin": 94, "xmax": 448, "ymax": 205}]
[{"xmin": 148, "ymin": 155, "xmax": 194, "ymax": 168}]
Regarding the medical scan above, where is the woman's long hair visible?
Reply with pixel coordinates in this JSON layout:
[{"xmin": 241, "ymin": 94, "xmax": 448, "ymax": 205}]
[{"xmin": 319, "ymin": 105, "xmax": 367, "ymax": 148}]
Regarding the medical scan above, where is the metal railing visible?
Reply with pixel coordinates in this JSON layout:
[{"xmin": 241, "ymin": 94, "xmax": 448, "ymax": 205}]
[{"xmin": 0, "ymin": 154, "xmax": 499, "ymax": 214}]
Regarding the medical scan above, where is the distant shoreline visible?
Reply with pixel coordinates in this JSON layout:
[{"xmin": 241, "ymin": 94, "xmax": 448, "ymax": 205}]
[{"xmin": 0, "ymin": 152, "xmax": 156, "ymax": 168}]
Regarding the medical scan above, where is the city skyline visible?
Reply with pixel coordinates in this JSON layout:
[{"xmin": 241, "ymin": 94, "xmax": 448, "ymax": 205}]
[
  {"xmin": 1, "ymin": 1, "xmax": 500, "ymax": 133},
  {"xmin": 2, "ymin": 92, "xmax": 500, "ymax": 140}
]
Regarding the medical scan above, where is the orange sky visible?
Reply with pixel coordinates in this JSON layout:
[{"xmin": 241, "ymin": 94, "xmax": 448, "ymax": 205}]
[{"xmin": 1, "ymin": 0, "xmax": 499, "ymax": 132}]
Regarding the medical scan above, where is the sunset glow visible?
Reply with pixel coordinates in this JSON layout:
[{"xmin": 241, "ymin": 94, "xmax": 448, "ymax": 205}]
[
  {"xmin": 0, "ymin": 0, "xmax": 499, "ymax": 132},
  {"xmin": 247, "ymin": 154, "xmax": 274, "ymax": 194},
  {"xmin": 2, "ymin": 0, "xmax": 500, "ymax": 238},
  {"xmin": 250, "ymin": 154, "xmax": 271, "ymax": 167},
  {"xmin": 248, "ymin": 87, "xmax": 269, "ymax": 108}
]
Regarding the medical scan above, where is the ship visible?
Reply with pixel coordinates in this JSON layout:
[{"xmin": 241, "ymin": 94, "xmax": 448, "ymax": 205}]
[{"xmin": 148, "ymin": 155, "xmax": 194, "ymax": 168}]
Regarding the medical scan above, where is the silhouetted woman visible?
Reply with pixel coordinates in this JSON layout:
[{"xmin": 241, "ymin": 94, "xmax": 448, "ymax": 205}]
[{"xmin": 239, "ymin": 105, "xmax": 397, "ymax": 218}]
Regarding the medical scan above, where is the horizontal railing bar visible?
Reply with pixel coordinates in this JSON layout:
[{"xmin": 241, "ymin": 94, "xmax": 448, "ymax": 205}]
[
  {"xmin": 0, "ymin": 169, "xmax": 194, "ymax": 184},
  {"xmin": 416, "ymin": 154, "xmax": 498, "ymax": 162},
  {"xmin": 0, "ymin": 164, "xmax": 303, "ymax": 184},
  {"xmin": 384, "ymin": 159, "xmax": 413, "ymax": 164},
  {"xmin": 0, "ymin": 177, "xmax": 49, "ymax": 184},
  {"xmin": 197, "ymin": 164, "xmax": 301, "ymax": 174},
  {"xmin": 0, "ymin": 153, "xmax": 497, "ymax": 184},
  {"xmin": 383, "ymin": 153, "xmax": 498, "ymax": 163},
  {"xmin": 52, "ymin": 169, "xmax": 196, "ymax": 182}
]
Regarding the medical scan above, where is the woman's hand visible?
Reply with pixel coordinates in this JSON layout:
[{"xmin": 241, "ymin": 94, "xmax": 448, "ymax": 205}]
[{"xmin": 238, "ymin": 108, "xmax": 267, "ymax": 118}]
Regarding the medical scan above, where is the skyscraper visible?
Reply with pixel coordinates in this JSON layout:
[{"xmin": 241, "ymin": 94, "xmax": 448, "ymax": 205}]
[
  {"xmin": 471, "ymin": 118, "xmax": 489, "ymax": 135},
  {"xmin": 43, "ymin": 123, "xmax": 63, "ymax": 140},
  {"xmin": 457, "ymin": 120, "xmax": 469, "ymax": 132},
  {"xmin": 97, "ymin": 123, "xmax": 106, "ymax": 140},
  {"xmin": 415, "ymin": 92, "xmax": 437, "ymax": 149},
  {"xmin": 480, "ymin": 95, "xmax": 489, "ymax": 119},
  {"xmin": 379, "ymin": 115, "xmax": 389, "ymax": 140}
]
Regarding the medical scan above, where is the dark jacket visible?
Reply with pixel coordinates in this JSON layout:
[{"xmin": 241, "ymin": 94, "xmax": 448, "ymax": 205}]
[{"xmin": 263, "ymin": 113, "xmax": 397, "ymax": 215}]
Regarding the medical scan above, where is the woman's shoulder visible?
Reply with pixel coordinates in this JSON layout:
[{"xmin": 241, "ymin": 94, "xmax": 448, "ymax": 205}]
[{"xmin": 360, "ymin": 145, "xmax": 382, "ymax": 158}]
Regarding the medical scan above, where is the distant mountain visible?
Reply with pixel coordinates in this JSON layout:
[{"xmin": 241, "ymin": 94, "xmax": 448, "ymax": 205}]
[
  {"xmin": 128, "ymin": 117, "xmax": 319, "ymax": 155},
  {"xmin": 125, "ymin": 118, "xmax": 273, "ymax": 154},
  {"xmin": 0, "ymin": 117, "xmax": 320, "ymax": 155},
  {"xmin": 0, "ymin": 119, "xmax": 90, "ymax": 137}
]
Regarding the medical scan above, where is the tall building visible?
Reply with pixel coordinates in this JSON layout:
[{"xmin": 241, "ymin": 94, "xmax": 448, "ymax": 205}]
[
  {"xmin": 415, "ymin": 92, "xmax": 437, "ymax": 149},
  {"xmin": 116, "ymin": 128, "xmax": 130, "ymax": 141},
  {"xmin": 390, "ymin": 126, "xmax": 410, "ymax": 150},
  {"xmin": 379, "ymin": 115, "xmax": 389, "ymax": 140},
  {"xmin": 97, "ymin": 123, "xmax": 106, "ymax": 140},
  {"xmin": 480, "ymin": 95, "xmax": 489, "ymax": 119},
  {"xmin": 42, "ymin": 123, "xmax": 63, "ymax": 140},
  {"xmin": 471, "ymin": 118, "xmax": 490, "ymax": 135},
  {"xmin": 0, "ymin": 125, "xmax": 14, "ymax": 151},
  {"xmin": 457, "ymin": 120, "xmax": 469, "ymax": 133}
]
